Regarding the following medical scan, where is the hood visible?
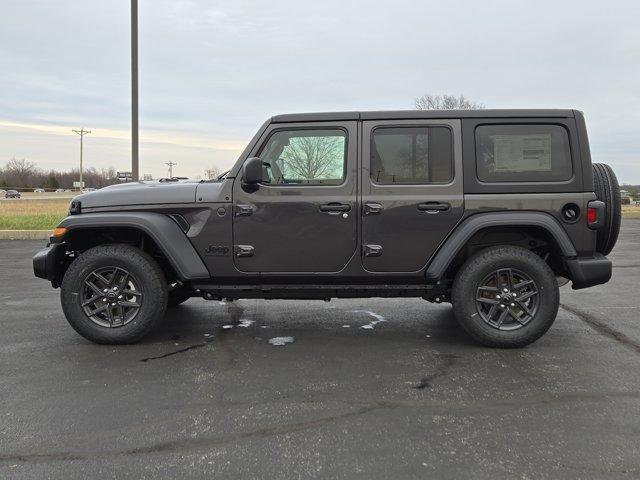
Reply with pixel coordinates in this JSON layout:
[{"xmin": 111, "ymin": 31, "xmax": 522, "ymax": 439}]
[{"xmin": 75, "ymin": 180, "xmax": 201, "ymax": 209}]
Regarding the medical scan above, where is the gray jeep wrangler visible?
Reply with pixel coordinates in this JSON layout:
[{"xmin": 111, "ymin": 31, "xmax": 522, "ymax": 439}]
[{"xmin": 33, "ymin": 109, "xmax": 620, "ymax": 347}]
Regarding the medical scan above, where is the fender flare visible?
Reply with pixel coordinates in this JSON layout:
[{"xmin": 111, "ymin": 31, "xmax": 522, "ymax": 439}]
[
  {"xmin": 59, "ymin": 212, "xmax": 210, "ymax": 280},
  {"xmin": 425, "ymin": 211, "xmax": 577, "ymax": 281}
]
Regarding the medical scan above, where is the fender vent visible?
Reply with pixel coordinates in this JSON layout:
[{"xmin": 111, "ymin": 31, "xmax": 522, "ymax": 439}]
[{"xmin": 168, "ymin": 214, "xmax": 190, "ymax": 233}]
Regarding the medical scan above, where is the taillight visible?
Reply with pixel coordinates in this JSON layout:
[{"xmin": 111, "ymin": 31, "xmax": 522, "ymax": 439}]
[{"xmin": 586, "ymin": 200, "xmax": 605, "ymax": 229}]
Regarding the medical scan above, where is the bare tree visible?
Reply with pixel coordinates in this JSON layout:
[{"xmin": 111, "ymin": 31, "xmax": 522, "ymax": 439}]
[
  {"xmin": 414, "ymin": 94, "xmax": 484, "ymax": 110},
  {"xmin": 280, "ymin": 136, "xmax": 343, "ymax": 180},
  {"xmin": 5, "ymin": 157, "xmax": 38, "ymax": 187}
]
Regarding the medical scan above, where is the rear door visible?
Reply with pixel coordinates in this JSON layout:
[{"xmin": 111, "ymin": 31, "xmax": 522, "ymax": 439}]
[{"xmin": 361, "ymin": 119, "xmax": 463, "ymax": 272}]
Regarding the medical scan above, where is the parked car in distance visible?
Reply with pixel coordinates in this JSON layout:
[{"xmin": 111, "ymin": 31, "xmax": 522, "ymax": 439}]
[
  {"xmin": 34, "ymin": 188, "xmax": 45, "ymax": 193},
  {"xmin": 0, "ymin": 189, "xmax": 6, "ymax": 196},
  {"xmin": 33, "ymin": 109, "xmax": 620, "ymax": 348},
  {"xmin": 81, "ymin": 188, "xmax": 97, "ymax": 193},
  {"xmin": 5, "ymin": 190, "xmax": 21, "ymax": 198},
  {"xmin": 55, "ymin": 188, "xmax": 66, "ymax": 193}
]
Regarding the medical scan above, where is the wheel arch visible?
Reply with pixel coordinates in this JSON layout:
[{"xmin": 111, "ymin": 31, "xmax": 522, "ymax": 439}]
[
  {"xmin": 425, "ymin": 211, "xmax": 577, "ymax": 282},
  {"xmin": 58, "ymin": 212, "xmax": 210, "ymax": 281}
]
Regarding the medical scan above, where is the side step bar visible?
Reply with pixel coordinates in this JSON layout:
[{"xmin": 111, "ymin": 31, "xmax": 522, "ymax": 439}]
[{"xmin": 191, "ymin": 283, "xmax": 447, "ymax": 301}]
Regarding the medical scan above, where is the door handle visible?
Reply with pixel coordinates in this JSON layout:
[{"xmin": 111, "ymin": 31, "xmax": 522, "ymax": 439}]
[
  {"xmin": 363, "ymin": 244, "xmax": 383, "ymax": 257},
  {"xmin": 235, "ymin": 204, "xmax": 254, "ymax": 217},
  {"xmin": 319, "ymin": 203, "xmax": 351, "ymax": 213},
  {"xmin": 417, "ymin": 202, "xmax": 450, "ymax": 213},
  {"xmin": 363, "ymin": 202, "xmax": 383, "ymax": 215}
]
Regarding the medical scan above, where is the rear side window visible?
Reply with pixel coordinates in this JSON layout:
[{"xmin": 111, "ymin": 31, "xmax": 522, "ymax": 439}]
[
  {"xmin": 475, "ymin": 124, "xmax": 572, "ymax": 182},
  {"xmin": 371, "ymin": 126, "xmax": 453, "ymax": 184}
]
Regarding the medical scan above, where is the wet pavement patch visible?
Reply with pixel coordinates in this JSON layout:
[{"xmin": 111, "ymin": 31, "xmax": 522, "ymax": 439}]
[{"xmin": 268, "ymin": 336, "xmax": 295, "ymax": 346}]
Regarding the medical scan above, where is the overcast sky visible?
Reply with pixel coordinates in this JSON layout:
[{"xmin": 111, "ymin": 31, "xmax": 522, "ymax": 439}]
[{"xmin": 1, "ymin": 0, "xmax": 639, "ymax": 181}]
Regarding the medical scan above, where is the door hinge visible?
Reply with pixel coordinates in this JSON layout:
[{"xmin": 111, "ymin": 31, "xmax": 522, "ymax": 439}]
[
  {"xmin": 363, "ymin": 202, "xmax": 383, "ymax": 215},
  {"xmin": 235, "ymin": 204, "xmax": 254, "ymax": 217},
  {"xmin": 234, "ymin": 245, "xmax": 255, "ymax": 257},
  {"xmin": 363, "ymin": 244, "xmax": 383, "ymax": 257}
]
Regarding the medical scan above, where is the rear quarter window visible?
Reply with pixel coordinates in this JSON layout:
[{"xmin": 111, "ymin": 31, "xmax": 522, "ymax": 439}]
[{"xmin": 475, "ymin": 124, "xmax": 572, "ymax": 182}]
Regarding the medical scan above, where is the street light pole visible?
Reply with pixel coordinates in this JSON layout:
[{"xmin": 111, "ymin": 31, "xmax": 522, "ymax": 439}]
[
  {"xmin": 131, "ymin": 0, "xmax": 139, "ymax": 181},
  {"xmin": 72, "ymin": 128, "xmax": 91, "ymax": 190}
]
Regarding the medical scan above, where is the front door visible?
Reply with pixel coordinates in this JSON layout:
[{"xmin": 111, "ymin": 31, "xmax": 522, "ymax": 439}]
[
  {"xmin": 361, "ymin": 119, "xmax": 464, "ymax": 272},
  {"xmin": 232, "ymin": 122, "xmax": 358, "ymax": 273}
]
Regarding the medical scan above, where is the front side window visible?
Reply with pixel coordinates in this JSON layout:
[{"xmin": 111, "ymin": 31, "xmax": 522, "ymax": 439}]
[
  {"xmin": 475, "ymin": 124, "xmax": 572, "ymax": 182},
  {"xmin": 259, "ymin": 129, "xmax": 347, "ymax": 185},
  {"xmin": 371, "ymin": 126, "xmax": 453, "ymax": 184}
]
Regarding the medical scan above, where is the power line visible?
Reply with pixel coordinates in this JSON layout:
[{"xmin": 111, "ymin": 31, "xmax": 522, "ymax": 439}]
[
  {"xmin": 72, "ymin": 128, "xmax": 91, "ymax": 190},
  {"xmin": 165, "ymin": 161, "xmax": 177, "ymax": 178}
]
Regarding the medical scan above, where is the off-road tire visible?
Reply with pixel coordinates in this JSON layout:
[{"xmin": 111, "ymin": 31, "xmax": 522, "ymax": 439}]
[
  {"xmin": 167, "ymin": 286, "xmax": 193, "ymax": 308},
  {"xmin": 452, "ymin": 245, "xmax": 559, "ymax": 348},
  {"xmin": 592, "ymin": 163, "xmax": 621, "ymax": 255},
  {"xmin": 61, "ymin": 245, "xmax": 167, "ymax": 344}
]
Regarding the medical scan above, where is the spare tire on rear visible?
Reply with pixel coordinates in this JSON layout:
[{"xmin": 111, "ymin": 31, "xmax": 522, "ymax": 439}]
[{"xmin": 592, "ymin": 163, "xmax": 621, "ymax": 255}]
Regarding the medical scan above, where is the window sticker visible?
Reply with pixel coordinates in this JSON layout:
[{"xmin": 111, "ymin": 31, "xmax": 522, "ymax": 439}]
[{"xmin": 492, "ymin": 134, "xmax": 552, "ymax": 172}]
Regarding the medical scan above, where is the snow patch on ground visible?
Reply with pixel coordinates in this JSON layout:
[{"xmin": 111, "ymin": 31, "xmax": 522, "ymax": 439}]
[
  {"xmin": 268, "ymin": 336, "xmax": 295, "ymax": 346},
  {"xmin": 352, "ymin": 310, "xmax": 387, "ymax": 330}
]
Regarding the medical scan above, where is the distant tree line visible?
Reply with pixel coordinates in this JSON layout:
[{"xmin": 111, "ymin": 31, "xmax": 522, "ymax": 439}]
[{"xmin": 0, "ymin": 157, "xmax": 119, "ymax": 190}]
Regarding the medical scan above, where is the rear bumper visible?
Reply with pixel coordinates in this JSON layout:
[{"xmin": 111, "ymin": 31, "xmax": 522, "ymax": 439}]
[
  {"xmin": 33, "ymin": 242, "xmax": 66, "ymax": 285},
  {"xmin": 566, "ymin": 254, "xmax": 612, "ymax": 290}
]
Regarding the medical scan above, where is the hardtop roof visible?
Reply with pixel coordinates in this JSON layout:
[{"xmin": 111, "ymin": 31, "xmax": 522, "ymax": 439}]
[{"xmin": 271, "ymin": 109, "xmax": 576, "ymax": 123}]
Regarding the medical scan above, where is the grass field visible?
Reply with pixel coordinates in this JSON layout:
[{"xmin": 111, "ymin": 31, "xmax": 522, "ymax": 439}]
[
  {"xmin": 0, "ymin": 198, "xmax": 69, "ymax": 230},
  {"xmin": 1, "ymin": 198, "xmax": 639, "ymax": 230},
  {"xmin": 622, "ymin": 204, "xmax": 640, "ymax": 218}
]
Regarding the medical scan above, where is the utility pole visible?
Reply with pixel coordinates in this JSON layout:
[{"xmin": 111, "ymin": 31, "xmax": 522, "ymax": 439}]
[
  {"xmin": 165, "ymin": 161, "xmax": 177, "ymax": 178},
  {"xmin": 131, "ymin": 0, "xmax": 139, "ymax": 181},
  {"xmin": 72, "ymin": 128, "xmax": 91, "ymax": 190}
]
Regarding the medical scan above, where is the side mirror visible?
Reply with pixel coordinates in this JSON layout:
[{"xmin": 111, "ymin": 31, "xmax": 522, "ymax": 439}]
[{"xmin": 242, "ymin": 157, "xmax": 263, "ymax": 186}]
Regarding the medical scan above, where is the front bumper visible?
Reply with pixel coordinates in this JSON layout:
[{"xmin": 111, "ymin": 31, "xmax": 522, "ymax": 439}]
[
  {"xmin": 33, "ymin": 242, "xmax": 66, "ymax": 286},
  {"xmin": 566, "ymin": 254, "xmax": 612, "ymax": 290}
]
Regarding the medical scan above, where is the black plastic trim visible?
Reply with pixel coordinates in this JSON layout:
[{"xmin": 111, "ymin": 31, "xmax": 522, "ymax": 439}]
[
  {"xmin": 425, "ymin": 211, "xmax": 578, "ymax": 281},
  {"xmin": 33, "ymin": 242, "xmax": 66, "ymax": 283},
  {"xmin": 566, "ymin": 254, "xmax": 612, "ymax": 289},
  {"xmin": 58, "ymin": 212, "xmax": 210, "ymax": 280}
]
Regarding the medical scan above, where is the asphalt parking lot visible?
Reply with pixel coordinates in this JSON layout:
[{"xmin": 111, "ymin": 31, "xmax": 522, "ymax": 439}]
[{"xmin": 2, "ymin": 221, "xmax": 640, "ymax": 479}]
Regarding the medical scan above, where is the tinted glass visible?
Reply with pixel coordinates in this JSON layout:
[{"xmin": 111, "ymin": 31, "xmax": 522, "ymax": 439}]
[
  {"xmin": 259, "ymin": 129, "xmax": 346, "ymax": 185},
  {"xmin": 475, "ymin": 124, "xmax": 572, "ymax": 182},
  {"xmin": 371, "ymin": 127, "xmax": 453, "ymax": 184}
]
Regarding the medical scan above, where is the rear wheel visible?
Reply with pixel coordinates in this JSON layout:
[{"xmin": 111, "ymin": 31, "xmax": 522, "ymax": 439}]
[
  {"xmin": 61, "ymin": 245, "xmax": 167, "ymax": 344},
  {"xmin": 452, "ymin": 245, "xmax": 559, "ymax": 348},
  {"xmin": 592, "ymin": 163, "xmax": 621, "ymax": 255}
]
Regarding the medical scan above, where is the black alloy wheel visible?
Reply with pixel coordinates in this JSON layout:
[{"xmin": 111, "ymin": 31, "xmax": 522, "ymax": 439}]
[
  {"xmin": 81, "ymin": 266, "xmax": 143, "ymax": 328},
  {"xmin": 475, "ymin": 268, "xmax": 539, "ymax": 330}
]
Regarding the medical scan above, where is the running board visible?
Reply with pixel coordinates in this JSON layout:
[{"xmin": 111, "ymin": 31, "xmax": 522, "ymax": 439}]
[{"xmin": 192, "ymin": 284, "xmax": 444, "ymax": 301}]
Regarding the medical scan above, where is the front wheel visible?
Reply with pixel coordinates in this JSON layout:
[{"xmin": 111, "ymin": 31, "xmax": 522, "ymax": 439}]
[
  {"xmin": 451, "ymin": 245, "xmax": 559, "ymax": 348},
  {"xmin": 60, "ymin": 245, "xmax": 168, "ymax": 344}
]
